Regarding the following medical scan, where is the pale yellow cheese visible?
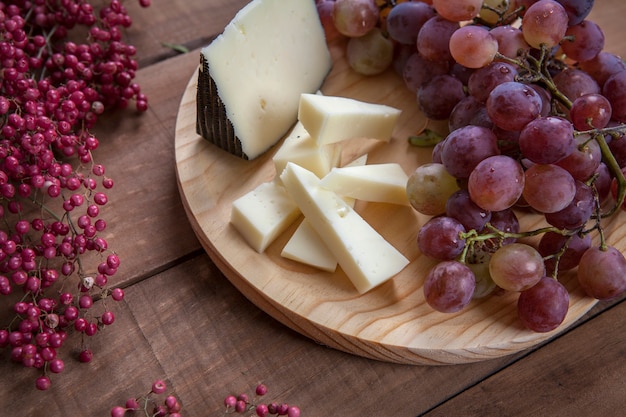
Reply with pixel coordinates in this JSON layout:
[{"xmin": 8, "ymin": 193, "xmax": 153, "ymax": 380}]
[
  {"xmin": 201, "ymin": 0, "xmax": 332, "ymax": 159},
  {"xmin": 273, "ymin": 121, "xmax": 341, "ymax": 179},
  {"xmin": 280, "ymin": 154, "xmax": 368, "ymax": 271},
  {"xmin": 280, "ymin": 162, "xmax": 409, "ymax": 293},
  {"xmin": 230, "ymin": 180, "xmax": 300, "ymax": 253},
  {"xmin": 320, "ymin": 163, "xmax": 410, "ymax": 206},
  {"xmin": 281, "ymin": 219, "xmax": 337, "ymax": 272},
  {"xmin": 298, "ymin": 93, "xmax": 402, "ymax": 145}
]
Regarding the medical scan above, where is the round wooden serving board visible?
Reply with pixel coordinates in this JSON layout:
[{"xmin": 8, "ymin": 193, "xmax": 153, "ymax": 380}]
[{"xmin": 174, "ymin": 40, "xmax": 621, "ymax": 365}]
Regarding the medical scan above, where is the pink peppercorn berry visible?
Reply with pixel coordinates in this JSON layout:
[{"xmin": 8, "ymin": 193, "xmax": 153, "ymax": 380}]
[
  {"xmin": 110, "ymin": 406, "xmax": 126, "ymax": 417},
  {"xmin": 151, "ymin": 379, "xmax": 167, "ymax": 394},
  {"xmin": 78, "ymin": 349, "xmax": 93, "ymax": 363},
  {"xmin": 224, "ymin": 395, "xmax": 237, "ymax": 408},
  {"xmin": 256, "ymin": 383, "xmax": 268, "ymax": 396}
]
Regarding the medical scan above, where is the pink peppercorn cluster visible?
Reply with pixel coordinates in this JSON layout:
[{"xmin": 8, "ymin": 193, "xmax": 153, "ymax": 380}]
[
  {"xmin": 110, "ymin": 379, "xmax": 182, "ymax": 417},
  {"xmin": 0, "ymin": 0, "xmax": 149, "ymax": 391},
  {"xmin": 224, "ymin": 384, "xmax": 301, "ymax": 417}
]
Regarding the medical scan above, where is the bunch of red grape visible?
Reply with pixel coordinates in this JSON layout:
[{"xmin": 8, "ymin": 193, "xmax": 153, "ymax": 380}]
[
  {"xmin": 0, "ymin": 0, "xmax": 149, "ymax": 390},
  {"xmin": 316, "ymin": 0, "xmax": 626, "ymax": 332}
]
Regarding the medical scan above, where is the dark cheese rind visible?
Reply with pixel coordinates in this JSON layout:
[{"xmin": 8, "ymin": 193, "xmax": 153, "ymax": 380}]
[{"xmin": 196, "ymin": 54, "xmax": 248, "ymax": 160}]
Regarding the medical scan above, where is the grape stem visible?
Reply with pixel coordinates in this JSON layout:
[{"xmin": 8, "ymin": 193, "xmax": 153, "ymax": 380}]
[
  {"xmin": 459, "ymin": 224, "xmax": 566, "ymax": 264},
  {"xmin": 592, "ymin": 132, "xmax": 626, "ymax": 218},
  {"xmin": 408, "ymin": 129, "xmax": 444, "ymax": 147}
]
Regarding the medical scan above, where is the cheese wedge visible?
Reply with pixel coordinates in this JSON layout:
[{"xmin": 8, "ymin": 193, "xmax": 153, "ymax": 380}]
[
  {"xmin": 280, "ymin": 154, "xmax": 368, "ymax": 271},
  {"xmin": 197, "ymin": 0, "xmax": 332, "ymax": 160},
  {"xmin": 280, "ymin": 162, "xmax": 409, "ymax": 293},
  {"xmin": 319, "ymin": 163, "xmax": 410, "ymax": 206},
  {"xmin": 298, "ymin": 93, "xmax": 402, "ymax": 146},
  {"xmin": 273, "ymin": 121, "xmax": 341, "ymax": 179},
  {"xmin": 230, "ymin": 180, "xmax": 300, "ymax": 253},
  {"xmin": 281, "ymin": 219, "xmax": 337, "ymax": 272}
]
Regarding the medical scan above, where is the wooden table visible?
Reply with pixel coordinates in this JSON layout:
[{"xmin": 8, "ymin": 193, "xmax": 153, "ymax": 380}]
[{"xmin": 2, "ymin": 1, "xmax": 625, "ymax": 416}]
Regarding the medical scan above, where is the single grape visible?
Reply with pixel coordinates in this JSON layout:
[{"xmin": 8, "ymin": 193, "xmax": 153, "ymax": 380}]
[
  {"xmin": 486, "ymin": 81, "xmax": 542, "ymax": 131},
  {"xmin": 346, "ymin": 27, "xmax": 393, "ymax": 75},
  {"xmin": 432, "ymin": 0, "xmax": 483, "ymax": 22},
  {"xmin": 449, "ymin": 62, "xmax": 475, "ymax": 85},
  {"xmin": 569, "ymin": 93, "xmax": 612, "ymax": 130},
  {"xmin": 402, "ymin": 52, "xmax": 449, "ymax": 93},
  {"xmin": 521, "ymin": 0, "xmax": 569, "ymax": 49},
  {"xmin": 432, "ymin": 140, "xmax": 445, "ymax": 164},
  {"xmin": 561, "ymin": 20, "xmax": 605, "ymax": 63},
  {"xmin": 529, "ymin": 84, "xmax": 553, "ymax": 117},
  {"xmin": 517, "ymin": 277, "xmax": 569, "ymax": 333},
  {"xmin": 449, "ymin": 25, "xmax": 498, "ymax": 69},
  {"xmin": 579, "ymin": 51, "xmax": 626, "ymax": 88},
  {"xmin": 555, "ymin": 0, "xmax": 594, "ymax": 25},
  {"xmin": 468, "ymin": 62, "xmax": 518, "ymax": 103},
  {"xmin": 489, "ymin": 243, "xmax": 545, "ymax": 292},
  {"xmin": 448, "ymin": 96, "xmax": 493, "ymax": 132},
  {"xmin": 446, "ymin": 189, "xmax": 492, "ymax": 232},
  {"xmin": 522, "ymin": 164, "xmax": 576, "ymax": 213},
  {"xmin": 485, "ymin": 208, "xmax": 520, "ymax": 247},
  {"xmin": 406, "ymin": 163, "xmax": 460, "ymax": 216},
  {"xmin": 556, "ymin": 133, "xmax": 601, "ymax": 181},
  {"xmin": 468, "ymin": 155, "xmax": 525, "ymax": 212},
  {"xmin": 332, "ymin": 0, "xmax": 379, "ymax": 38},
  {"xmin": 544, "ymin": 181, "xmax": 594, "ymax": 230},
  {"xmin": 386, "ymin": 1, "xmax": 436, "ymax": 45},
  {"xmin": 553, "ymin": 68, "xmax": 600, "ymax": 103},
  {"xmin": 417, "ymin": 216, "xmax": 466, "ymax": 261},
  {"xmin": 418, "ymin": 74, "xmax": 466, "ymax": 120},
  {"xmin": 423, "ymin": 260, "xmax": 476, "ymax": 313},
  {"xmin": 602, "ymin": 70, "xmax": 626, "ymax": 122},
  {"xmin": 577, "ymin": 246, "xmax": 626, "ymax": 300},
  {"xmin": 441, "ymin": 125, "xmax": 500, "ymax": 179},
  {"xmin": 417, "ymin": 16, "xmax": 459, "ymax": 62},
  {"xmin": 538, "ymin": 231, "xmax": 591, "ymax": 275},
  {"xmin": 490, "ymin": 25, "xmax": 531, "ymax": 59},
  {"xmin": 518, "ymin": 116, "xmax": 575, "ymax": 164}
]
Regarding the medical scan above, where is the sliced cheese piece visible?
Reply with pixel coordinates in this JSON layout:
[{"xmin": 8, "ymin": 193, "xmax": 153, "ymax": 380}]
[
  {"xmin": 281, "ymin": 219, "xmax": 337, "ymax": 272},
  {"xmin": 298, "ymin": 93, "xmax": 402, "ymax": 146},
  {"xmin": 320, "ymin": 163, "xmax": 410, "ymax": 206},
  {"xmin": 280, "ymin": 162, "xmax": 409, "ymax": 293},
  {"xmin": 281, "ymin": 154, "xmax": 367, "ymax": 270},
  {"xmin": 230, "ymin": 180, "xmax": 300, "ymax": 253},
  {"xmin": 273, "ymin": 121, "xmax": 341, "ymax": 179},
  {"xmin": 197, "ymin": 0, "xmax": 332, "ymax": 160}
]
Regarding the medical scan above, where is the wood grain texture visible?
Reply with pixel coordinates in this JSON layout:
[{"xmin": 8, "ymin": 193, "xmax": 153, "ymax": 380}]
[
  {"xmin": 422, "ymin": 301, "xmax": 626, "ymax": 417},
  {"xmin": 174, "ymin": 38, "xmax": 623, "ymax": 364}
]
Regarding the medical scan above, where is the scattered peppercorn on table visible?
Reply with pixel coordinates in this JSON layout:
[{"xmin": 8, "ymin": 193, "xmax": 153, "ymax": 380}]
[{"xmin": 1, "ymin": 0, "xmax": 626, "ymax": 416}]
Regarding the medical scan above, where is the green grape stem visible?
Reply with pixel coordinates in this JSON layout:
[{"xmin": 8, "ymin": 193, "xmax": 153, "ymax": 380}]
[
  {"xmin": 459, "ymin": 224, "xmax": 563, "ymax": 264},
  {"xmin": 408, "ymin": 129, "xmax": 444, "ymax": 147},
  {"xmin": 590, "ymin": 131, "xmax": 626, "ymax": 218}
]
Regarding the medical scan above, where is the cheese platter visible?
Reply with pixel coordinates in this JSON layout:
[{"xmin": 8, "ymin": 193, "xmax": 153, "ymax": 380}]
[{"xmin": 173, "ymin": 33, "xmax": 623, "ymax": 364}]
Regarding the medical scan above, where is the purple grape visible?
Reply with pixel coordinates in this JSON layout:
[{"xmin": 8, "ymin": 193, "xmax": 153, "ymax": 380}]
[
  {"xmin": 423, "ymin": 261, "xmax": 475, "ymax": 313},
  {"xmin": 518, "ymin": 277, "xmax": 570, "ymax": 333},
  {"xmin": 417, "ymin": 216, "xmax": 466, "ymax": 260}
]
